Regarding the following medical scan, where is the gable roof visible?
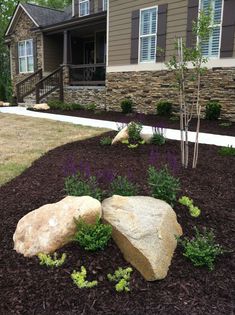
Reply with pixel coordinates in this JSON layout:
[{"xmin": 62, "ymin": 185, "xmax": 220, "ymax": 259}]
[{"xmin": 5, "ymin": 2, "xmax": 72, "ymax": 36}]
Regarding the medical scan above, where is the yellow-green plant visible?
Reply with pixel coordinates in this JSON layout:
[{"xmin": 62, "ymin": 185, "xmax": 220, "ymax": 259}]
[
  {"xmin": 179, "ymin": 196, "xmax": 201, "ymax": 217},
  {"xmin": 107, "ymin": 267, "xmax": 133, "ymax": 292},
  {"xmin": 71, "ymin": 266, "xmax": 98, "ymax": 289},
  {"xmin": 38, "ymin": 253, "xmax": 67, "ymax": 268}
]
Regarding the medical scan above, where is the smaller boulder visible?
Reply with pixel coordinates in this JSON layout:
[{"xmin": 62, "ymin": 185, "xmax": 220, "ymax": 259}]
[
  {"xmin": 0, "ymin": 101, "xmax": 4, "ymax": 107},
  {"xmin": 112, "ymin": 126, "xmax": 129, "ymax": 145},
  {"xmin": 33, "ymin": 103, "xmax": 50, "ymax": 111}
]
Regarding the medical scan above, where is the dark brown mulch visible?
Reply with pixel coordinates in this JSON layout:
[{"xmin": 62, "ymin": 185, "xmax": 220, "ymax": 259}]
[
  {"xmin": 29, "ymin": 108, "xmax": 235, "ymax": 136},
  {"xmin": 0, "ymin": 132, "xmax": 234, "ymax": 315}
]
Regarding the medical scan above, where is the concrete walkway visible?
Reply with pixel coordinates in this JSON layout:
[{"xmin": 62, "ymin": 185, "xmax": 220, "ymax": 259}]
[{"xmin": 1, "ymin": 107, "xmax": 234, "ymax": 147}]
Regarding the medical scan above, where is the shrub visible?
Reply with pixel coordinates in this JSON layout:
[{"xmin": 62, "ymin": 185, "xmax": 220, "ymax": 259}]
[
  {"xmin": 100, "ymin": 136, "xmax": 112, "ymax": 146},
  {"xmin": 205, "ymin": 101, "xmax": 221, "ymax": 120},
  {"xmin": 151, "ymin": 133, "xmax": 166, "ymax": 146},
  {"xmin": 107, "ymin": 267, "xmax": 133, "ymax": 292},
  {"xmin": 170, "ymin": 116, "xmax": 180, "ymax": 121},
  {"xmin": 219, "ymin": 122, "xmax": 232, "ymax": 127},
  {"xmin": 128, "ymin": 122, "xmax": 143, "ymax": 144},
  {"xmin": 121, "ymin": 99, "xmax": 133, "ymax": 114},
  {"xmin": 74, "ymin": 217, "xmax": 112, "ymax": 251},
  {"xmin": 218, "ymin": 146, "xmax": 235, "ymax": 156},
  {"xmin": 48, "ymin": 99, "xmax": 64, "ymax": 110},
  {"xmin": 38, "ymin": 253, "xmax": 66, "ymax": 268},
  {"xmin": 69, "ymin": 103, "xmax": 84, "ymax": 110},
  {"xmin": 177, "ymin": 227, "xmax": 224, "ymax": 271},
  {"xmin": 156, "ymin": 100, "xmax": 172, "ymax": 116},
  {"xmin": 71, "ymin": 266, "xmax": 98, "ymax": 288},
  {"xmin": 86, "ymin": 103, "xmax": 97, "ymax": 111},
  {"xmin": 110, "ymin": 176, "xmax": 138, "ymax": 196},
  {"xmin": 64, "ymin": 173, "xmax": 102, "ymax": 201},
  {"xmin": 147, "ymin": 165, "xmax": 180, "ymax": 206},
  {"xmin": 179, "ymin": 196, "xmax": 201, "ymax": 217}
]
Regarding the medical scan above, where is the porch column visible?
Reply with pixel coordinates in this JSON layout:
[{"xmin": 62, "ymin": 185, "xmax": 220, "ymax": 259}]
[{"xmin": 63, "ymin": 30, "xmax": 72, "ymax": 86}]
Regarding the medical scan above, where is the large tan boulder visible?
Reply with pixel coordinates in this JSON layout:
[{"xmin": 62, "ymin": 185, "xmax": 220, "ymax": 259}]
[
  {"xmin": 112, "ymin": 126, "xmax": 129, "ymax": 145},
  {"xmin": 13, "ymin": 196, "xmax": 102, "ymax": 257},
  {"xmin": 0, "ymin": 101, "xmax": 4, "ymax": 106},
  {"xmin": 33, "ymin": 103, "xmax": 50, "ymax": 110},
  {"xmin": 102, "ymin": 195, "xmax": 182, "ymax": 281}
]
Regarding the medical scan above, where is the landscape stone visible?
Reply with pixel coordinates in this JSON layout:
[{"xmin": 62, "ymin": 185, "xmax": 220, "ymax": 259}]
[{"xmin": 33, "ymin": 103, "xmax": 50, "ymax": 110}]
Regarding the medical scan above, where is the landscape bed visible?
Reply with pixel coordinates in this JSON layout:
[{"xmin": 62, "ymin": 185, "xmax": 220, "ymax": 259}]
[
  {"xmin": 29, "ymin": 108, "xmax": 235, "ymax": 137},
  {"xmin": 0, "ymin": 131, "xmax": 234, "ymax": 315}
]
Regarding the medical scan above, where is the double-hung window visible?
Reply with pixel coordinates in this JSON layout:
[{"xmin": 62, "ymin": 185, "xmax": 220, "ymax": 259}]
[
  {"xmin": 200, "ymin": 0, "xmax": 223, "ymax": 58},
  {"xmin": 79, "ymin": 0, "xmax": 89, "ymax": 16},
  {"xmin": 103, "ymin": 0, "xmax": 108, "ymax": 11},
  {"xmin": 139, "ymin": 7, "xmax": 158, "ymax": 63},
  {"xmin": 18, "ymin": 39, "xmax": 34, "ymax": 73}
]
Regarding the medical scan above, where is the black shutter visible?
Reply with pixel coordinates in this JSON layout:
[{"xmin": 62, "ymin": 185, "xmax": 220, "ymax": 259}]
[
  {"xmin": 33, "ymin": 38, "xmax": 37, "ymax": 71},
  {"xmin": 90, "ymin": 0, "xmax": 95, "ymax": 14},
  {"xmin": 130, "ymin": 10, "xmax": 140, "ymax": 64},
  {"xmin": 98, "ymin": 0, "xmax": 103, "ymax": 12},
  {"xmin": 220, "ymin": 0, "xmax": 235, "ymax": 58},
  {"xmin": 156, "ymin": 4, "xmax": 168, "ymax": 62},
  {"xmin": 15, "ymin": 43, "xmax": 19, "ymax": 74},
  {"xmin": 186, "ymin": 0, "xmax": 199, "ymax": 48}
]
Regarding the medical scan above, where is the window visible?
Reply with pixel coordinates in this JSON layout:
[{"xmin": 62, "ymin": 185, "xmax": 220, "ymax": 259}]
[
  {"xmin": 139, "ymin": 7, "xmax": 158, "ymax": 63},
  {"xmin": 103, "ymin": 0, "xmax": 108, "ymax": 11},
  {"xmin": 200, "ymin": 0, "xmax": 223, "ymax": 58},
  {"xmin": 18, "ymin": 39, "xmax": 34, "ymax": 73},
  {"xmin": 79, "ymin": 0, "xmax": 89, "ymax": 16}
]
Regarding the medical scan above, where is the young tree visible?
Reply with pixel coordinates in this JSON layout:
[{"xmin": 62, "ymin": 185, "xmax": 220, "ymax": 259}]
[{"xmin": 167, "ymin": 9, "xmax": 212, "ymax": 169}]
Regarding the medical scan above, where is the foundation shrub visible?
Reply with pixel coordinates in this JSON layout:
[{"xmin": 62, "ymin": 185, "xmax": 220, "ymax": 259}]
[
  {"xmin": 121, "ymin": 99, "xmax": 133, "ymax": 114},
  {"xmin": 205, "ymin": 101, "xmax": 221, "ymax": 120},
  {"xmin": 156, "ymin": 100, "xmax": 172, "ymax": 116}
]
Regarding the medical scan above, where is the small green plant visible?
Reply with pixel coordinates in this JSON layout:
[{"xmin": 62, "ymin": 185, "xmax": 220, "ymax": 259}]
[
  {"xmin": 71, "ymin": 266, "xmax": 98, "ymax": 288},
  {"xmin": 205, "ymin": 101, "xmax": 221, "ymax": 120},
  {"xmin": 69, "ymin": 103, "xmax": 84, "ymax": 110},
  {"xmin": 100, "ymin": 136, "xmax": 112, "ymax": 146},
  {"xmin": 38, "ymin": 253, "xmax": 66, "ymax": 268},
  {"xmin": 151, "ymin": 133, "xmax": 166, "ymax": 146},
  {"xmin": 86, "ymin": 103, "xmax": 97, "ymax": 111},
  {"xmin": 218, "ymin": 146, "xmax": 235, "ymax": 156},
  {"xmin": 74, "ymin": 217, "xmax": 112, "ymax": 251},
  {"xmin": 121, "ymin": 98, "xmax": 133, "ymax": 114},
  {"xmin": 64, "ymin": 173, "xmax": 102, "ymax": 201},
  {"xmin": 219, "ymin": 122, "xmax": 232, "ymax": 127},
  {"xmin": 177, "ymin": 227, "xmax": 224, "ymax": 271},
  {"xmin": 147, "ymin": 165, "xmax": 180, "ymax": 206},
  {"xmin": 179, "ymin": 196, "xmax": 201, "ymax": 217},
  {"xmin": 156, "ymin": 100, "xmax": 172, "ymax": 116},
  {"xmin": 128, "ymin": 122, "xmax": 142, "ymax": 144},
  {"xmin": 110, "ymin": 176, "xmax": 138, "ymax": 196},
  {"xmin": 128, "ymin": 143, "xmax": 139, "ymax": 149},
  {"xmin": 170, "ymin": 116, "xmax": 179, "ymax": 121},
  {"xmin": 107, "ymin": 267, "xmax": 133, "ymax": 292},
  {"xmin": 48, "ymin": 99, "xmax": 64, "ymax": 110}
]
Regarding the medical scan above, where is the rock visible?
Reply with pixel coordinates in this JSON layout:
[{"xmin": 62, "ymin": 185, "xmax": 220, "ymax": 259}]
[
  {"xmin": 112, "ymin": 126, "xmax": 129, "ymax": 145},
  {"xmin": 13, "ymin": 196, "xmax": 102, "ymax": 257},
  {"xmin": 0, "ymin": 101, "xmax": 4, "ymax": 106},
  {"xmin": 33, "ymin": 103, "xmax": 50, "ymax": 110},
  {"xmin": 3, "ymin": 102, "xmax": 10, "ymax": 106},
  {"xmin": 102, "ymin": 195, "xmax": 182, "ymax": 281}
]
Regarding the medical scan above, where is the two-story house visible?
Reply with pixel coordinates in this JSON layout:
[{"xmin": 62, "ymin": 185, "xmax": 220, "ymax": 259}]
[{"xmin": 5, "ymin": 0, "xmax": 235, "ymax": 120}]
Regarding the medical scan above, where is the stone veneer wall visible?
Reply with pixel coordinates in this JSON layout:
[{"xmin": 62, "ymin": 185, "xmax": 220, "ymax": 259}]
[
  {"xmin": 106, "ymin": 68, "xmax": 235, "ymax": 121},
  {"xmin": 63, "ymin": 86, "xmax": 106, "ymax": 109},
  {"xmin": 9, "ymin": 11, "xmax": 43, "ymax": 94}
]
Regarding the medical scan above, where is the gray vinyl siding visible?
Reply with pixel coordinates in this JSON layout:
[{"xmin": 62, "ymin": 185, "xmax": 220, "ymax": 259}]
[{"xmin": 108, "ymin": 0, "xmax": 235, "ymax": 66}]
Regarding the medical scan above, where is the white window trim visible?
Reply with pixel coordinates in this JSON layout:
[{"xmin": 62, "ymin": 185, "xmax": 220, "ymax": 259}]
[
  {"xmin": 138, "ymin": 6, "xmax": 158, "ymax": 64},
  {"xmin": 79, "ymin": 0, "xmax": 90, "ymax": 17},
  {"xmin": 18, "ymin": 39, "xmax": 34, "ymax": 74},
  {"xmin": 103, "ymin": 0, "xmax": 108, "ymax": 11},
  {"xmin": 198, "ymin": 0, "xmax": 224, "ymax": 59}
]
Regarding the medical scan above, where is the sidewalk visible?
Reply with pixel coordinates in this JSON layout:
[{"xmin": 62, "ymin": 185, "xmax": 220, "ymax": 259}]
[{"xmin": 1, "ymin": 107, "xmax": 234, "ymax": 147}]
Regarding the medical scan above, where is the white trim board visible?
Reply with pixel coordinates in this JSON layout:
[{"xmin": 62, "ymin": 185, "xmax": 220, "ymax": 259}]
[
  {"xmin": 5, "ymin": 3, "xmax": 39, "ymax": 36},
  {"xmin": 107, "ymin": 58, "xmax": 235, "ymax": 73}
]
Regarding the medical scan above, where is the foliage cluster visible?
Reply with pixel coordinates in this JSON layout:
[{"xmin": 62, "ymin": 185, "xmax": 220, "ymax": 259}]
[
  {"xmin": 74, "ymin": 218, "xmax": 112, "ymax": 251},
  {"xmin": 64, "ymin": 173, "xmax": 102, "ymax": 201},
  {"xmin": 179, "ymin": 196, "xmax": 201, "ymax": 217},
  {"xmin": 110, "ymin": 176, "xmax": 139, "ymax": 196},
  {"xmin": 128, "ymin": 122, "xmax": 143, "ymax": 144},
  {"xmin": 148, "ymin": 166, "xmax": 180, "ymax": 206},
  {"xmin": 86, "ymin": 103, "xmax": 97, "ymax": 111},
  {"xmin": 121, "ymin": 99, "xmax": 133, "ymax": 114},
  {"xmin": 107, "ymin": 267, "xmax": 133, "ymax": 292},
  {"xmin": 151, "ymin": 133, "xmax": 166, "ymax": 146},
  {"xmin": 48, "ymin": 100, "xmax": 84, "ymax": 111},
  {"xmin": 71, "ymin": 266, "xmax": 98, "ymax": 288},
  {"xmin": 218, "ymin": 146, "xmax": 235, "ymax": 157},
  {"xmin": 205, "ymin": 101, "xmax": 221, "ymax": 120},
  {"xmin": 177, "ymin": 228, "xmax": 224, "ymax": 271},
  {"xmin": 100, "ymin": 136, "xmax": 112, "ymax": 146},
  {"xmin": 156, "ymin": 100, "xmax": 172, "ymax": 116},
  {"xmin": 38, "ymin": 252, "xmax": 67, "ymax": 268}
]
